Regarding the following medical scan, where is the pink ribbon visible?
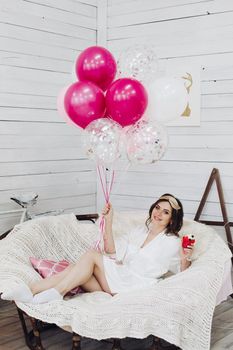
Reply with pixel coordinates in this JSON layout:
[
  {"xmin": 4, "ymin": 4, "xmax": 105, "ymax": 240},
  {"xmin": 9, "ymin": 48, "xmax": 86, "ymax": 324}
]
[
  {"xmin": 97, "ymin": 165, "xmax": 115, "ymax": 203},
  {"xmin": 93, "ymin": 164, "xmax": 115, "ymax": 253}
]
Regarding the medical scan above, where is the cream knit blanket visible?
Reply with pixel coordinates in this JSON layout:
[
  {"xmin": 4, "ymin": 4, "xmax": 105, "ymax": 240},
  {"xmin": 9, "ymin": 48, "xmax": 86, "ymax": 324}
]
[{"xmin": 0, "ymin": 213, "xmax": 231, "ymax": 350}]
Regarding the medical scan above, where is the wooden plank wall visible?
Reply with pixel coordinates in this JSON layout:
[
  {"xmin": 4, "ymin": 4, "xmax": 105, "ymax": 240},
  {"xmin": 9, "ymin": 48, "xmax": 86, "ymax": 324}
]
[
  {"xmin": 105, "ymin": 0, "xmax": 233, "ymax": 229},
  {"xmin": 0, "ymin": 0, "xmax": 97, "ymax": 232}
]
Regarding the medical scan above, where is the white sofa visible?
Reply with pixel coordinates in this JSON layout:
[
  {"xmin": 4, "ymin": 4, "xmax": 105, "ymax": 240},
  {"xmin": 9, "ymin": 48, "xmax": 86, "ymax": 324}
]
[{"xmin": 0, "ymin": 212, "xmax": 232, "ymax": 350}]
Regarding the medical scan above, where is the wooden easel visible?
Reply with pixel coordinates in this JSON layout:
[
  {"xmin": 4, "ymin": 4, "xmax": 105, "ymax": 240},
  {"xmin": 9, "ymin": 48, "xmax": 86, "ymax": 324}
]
[{"xmin": 194, "ymin": 168, "xmax": 233, "ymax": 254}]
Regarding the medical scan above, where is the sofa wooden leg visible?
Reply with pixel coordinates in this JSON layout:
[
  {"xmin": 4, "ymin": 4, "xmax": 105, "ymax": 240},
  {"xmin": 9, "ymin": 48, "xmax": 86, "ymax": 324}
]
[
  {"xmin": 112, "ymin": 338, "xmax": 121, "ymax": 350},
  {"xmin": 17, "ymin": 306, "xmax": 45, "ymax": 350},
  {"xmin": 72, "ymin": 332, "xmax": 81, "ymax": 350},
  {"xmin": 29, "ymin": 317, "xmax": 45, "ymax": 350},
  {"xmin": 17, "ymin": 306, "xmax": 31, "ymax": 345},
  {"xmin": 151, "ymin": 336, "xmax": 159, "ymax": 349}
]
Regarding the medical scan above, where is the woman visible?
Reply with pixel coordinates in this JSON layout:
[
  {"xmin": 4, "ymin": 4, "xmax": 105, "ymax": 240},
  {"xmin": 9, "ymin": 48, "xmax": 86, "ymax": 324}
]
[{"xmin": 2, "ymin": 194, "xmax": 193, "ymax": 303}]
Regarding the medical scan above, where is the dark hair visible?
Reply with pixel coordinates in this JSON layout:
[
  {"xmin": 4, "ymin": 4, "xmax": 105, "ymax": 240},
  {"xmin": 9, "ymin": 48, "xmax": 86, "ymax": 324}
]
[{"xmin": 145, "ymin": 193, "xmax": 183, "ymax": 237}]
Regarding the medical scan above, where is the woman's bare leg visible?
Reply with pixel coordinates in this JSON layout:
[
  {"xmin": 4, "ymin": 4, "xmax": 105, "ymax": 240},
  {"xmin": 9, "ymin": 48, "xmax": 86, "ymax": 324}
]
[
  {"xmin": 81, "ymin": 275, "xmax": 103, "ymax": 292},
  {"xmin": 31, "ymin": 266, "xmax": 103, "ymax": 294},
  {"xmin": 30, "ymin": 264, "xmax": 74, "ymax": 295},
  {"xmin": 2, "ymin": 254, "xmax": 106, "ymax": 303},
  {"xmin": 55, "ymin": 250, "xmax": 111, "ymax": 296}
]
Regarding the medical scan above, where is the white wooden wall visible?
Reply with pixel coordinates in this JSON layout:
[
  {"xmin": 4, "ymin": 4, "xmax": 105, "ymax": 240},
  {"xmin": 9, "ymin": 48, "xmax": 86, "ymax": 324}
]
[
  {"xmin": 0, "ymin": 0, "xmax": 97, "ymax": 232},
  {"xmin": 105, "ymin": 0, "xmax": 233, "ymax": 228},
  {"xmin": 1, "ymin": 0, "xmax": 233, "ymax": 237}
]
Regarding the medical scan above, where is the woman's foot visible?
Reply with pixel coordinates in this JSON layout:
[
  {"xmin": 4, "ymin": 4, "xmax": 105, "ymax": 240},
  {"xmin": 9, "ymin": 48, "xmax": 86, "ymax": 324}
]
[
  {"xmin": 1, "ymin": 282, "xmax": 33, "ymax": 303},
  {"xmin": 32, "ymin": 288, "xmax": 63, "ymax": 304}
]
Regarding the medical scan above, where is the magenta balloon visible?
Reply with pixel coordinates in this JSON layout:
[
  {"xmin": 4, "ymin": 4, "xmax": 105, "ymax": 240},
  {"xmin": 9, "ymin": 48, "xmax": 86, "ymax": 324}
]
[
  {"xmin": 64, "ymin": 81, "xmax": 106, "ymax": 129},
  {"xmin": 57, "ymin": 86, "xmax": 79, "ymax": 127},
  {"xmin": 76, "ymin": 46, "xmax": 117, "ymax": 91},
  {"xmin": 106, "ymin": 78, "xmax": 148, "ymax": 127}
]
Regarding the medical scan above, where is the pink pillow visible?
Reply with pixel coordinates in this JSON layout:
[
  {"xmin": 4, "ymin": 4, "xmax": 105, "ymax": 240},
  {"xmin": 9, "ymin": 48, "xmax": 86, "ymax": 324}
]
[{"xmin": 29, "ymin": 257, "xmax": 83, "ymax": 296}]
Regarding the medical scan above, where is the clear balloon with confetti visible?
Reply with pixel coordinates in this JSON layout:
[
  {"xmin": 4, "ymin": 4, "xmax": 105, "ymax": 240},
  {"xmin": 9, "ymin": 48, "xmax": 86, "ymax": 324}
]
[
  {"xmin": 117, "ymin": 44, "xmax": 158, "ymax": 84},
  {"xmin": 83, "ymin": 118, "xmax": 122, "ymax": 166},
  {"xmin": 125, "ymin": 120, "xmax": 168, "ymax": 164}
]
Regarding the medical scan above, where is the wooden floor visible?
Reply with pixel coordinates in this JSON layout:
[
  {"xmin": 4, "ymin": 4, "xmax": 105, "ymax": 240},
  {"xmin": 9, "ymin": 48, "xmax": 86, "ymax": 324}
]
[{"xmin": 0, "ymin": 297, "xmax": 233, "ymax": 350}]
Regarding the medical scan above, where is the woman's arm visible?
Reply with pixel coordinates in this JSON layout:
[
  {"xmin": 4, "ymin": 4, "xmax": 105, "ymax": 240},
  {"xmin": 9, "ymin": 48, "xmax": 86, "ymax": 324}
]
[
  {"xmin": 102, "ymin": 203, "xmax": 116, "ymax": 254},
  {"xmin": 180, "ymin": 257, "xmax": 191, "ymax": 271},
  {"xmin": 180, "ymin": 246, "xmax": 193, "ymax": 272}
]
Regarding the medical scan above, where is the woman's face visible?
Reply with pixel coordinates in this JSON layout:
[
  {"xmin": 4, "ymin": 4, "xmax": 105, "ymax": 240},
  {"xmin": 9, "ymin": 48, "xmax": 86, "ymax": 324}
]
[{"xmin": 151, "ymin": 201, "xmax": 172, "ymax": 228}]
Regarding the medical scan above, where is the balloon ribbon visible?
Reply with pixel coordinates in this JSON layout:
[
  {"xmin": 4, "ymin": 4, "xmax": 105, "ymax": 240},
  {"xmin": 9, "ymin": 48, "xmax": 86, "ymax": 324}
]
[{"xmin": 93, "ymin": 164, "xmax": 115, "ymax": 253}]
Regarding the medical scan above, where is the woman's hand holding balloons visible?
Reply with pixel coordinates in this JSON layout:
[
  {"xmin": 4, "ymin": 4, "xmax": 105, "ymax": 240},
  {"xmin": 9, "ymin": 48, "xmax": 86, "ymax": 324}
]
[{"xmin": 102, "ymin": 202, "xmax": 113, "ymax": 223}]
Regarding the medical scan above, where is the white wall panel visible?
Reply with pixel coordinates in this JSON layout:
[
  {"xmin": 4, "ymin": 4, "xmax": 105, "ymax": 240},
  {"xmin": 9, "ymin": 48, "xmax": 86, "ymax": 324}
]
[
  {"xmin": 0, "ymin": 23, "xmax": 93, "ymax": 51},
  {"xmin": 108, "ymin": 0, "xmax": 212, "ymax": 10},
  {"xmin": 108, "ymin": 16, "xmax": 233, "ymax": 44},
  {"xmin": 0, "ymin": 182, "xmax": 96, "ymax": 203},
  {"xmin": 0, "ymin": 10, "xmax": 96, "ymax": 40},
  {"xmin": 1, "ymin": 0, "xmax": 233, "ymax": 243},
  {"xmin": 0, "ymin": 0, "xmax": 98, "ymax": 232},
  {"xmin": 0, "ymin": 78, "xmax": 62, "ymax": 97},
  {"xmin": 0, "ymin": 121, "xmax": 80, "ymax": 135},
  {"xmin": 105, "ymin": 0, "xmax": 233, "ymax": 236},
  {"xmin": 0, "ymin": 148, "xmax": 87, "ymax": 162},
  {"xmin": 0, "ymin": 108, "xmax": 60, "ymax": 122},
  {"xmin": 2, "ymin": 1, "xmax": 96, "ymax": 29},
  {"xmin": 0, "ymin": 159, "xmax": 94, "ymax": 177},
  {"xmin": 77, "ymin": 0, "xmax": 97, "ymax": 5},
  {"xmin": 27, "ymin": 0, "xmax": 97, "ymax": 17}
]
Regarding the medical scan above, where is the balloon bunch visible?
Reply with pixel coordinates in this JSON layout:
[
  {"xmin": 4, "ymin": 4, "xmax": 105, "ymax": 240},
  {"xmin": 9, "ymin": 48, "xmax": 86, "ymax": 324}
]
[
  {"xmin": 58, "ymin": 46, "xmax": 151, "ymax": 167},
  {"xmin": 58, "ymin": 45, "xmax": 188, "ymax": 167}
]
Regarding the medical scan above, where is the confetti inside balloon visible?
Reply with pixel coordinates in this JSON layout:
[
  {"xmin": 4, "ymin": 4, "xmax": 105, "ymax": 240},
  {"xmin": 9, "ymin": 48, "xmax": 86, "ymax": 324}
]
[
  {"xmin": 117, "ymin": 45, "xmax": 158, "ymax": 84},
  {"xmin": 126, "ymin": 120, "xmax": 168, "ymax": 164},
  {"xmin": 83, "ymin": 118, "xmax": 122, "ymax": 165}
]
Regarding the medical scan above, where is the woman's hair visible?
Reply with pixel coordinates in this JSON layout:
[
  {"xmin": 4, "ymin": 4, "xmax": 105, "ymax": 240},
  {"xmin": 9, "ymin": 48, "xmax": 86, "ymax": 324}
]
[{"xmin": 145, "ymin": 193, "xmax": 183, "ymax": 237}]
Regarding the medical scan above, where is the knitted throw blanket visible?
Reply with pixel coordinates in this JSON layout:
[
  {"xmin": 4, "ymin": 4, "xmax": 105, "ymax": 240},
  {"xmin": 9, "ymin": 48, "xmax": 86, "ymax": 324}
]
[{"xmin": 0, "ymin": 213, "xmax": 231, "ymax": 350}]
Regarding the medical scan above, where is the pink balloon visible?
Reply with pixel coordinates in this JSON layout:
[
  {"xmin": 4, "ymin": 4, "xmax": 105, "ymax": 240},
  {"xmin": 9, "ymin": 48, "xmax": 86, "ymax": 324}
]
[
  {"xmin": 76, "ymin": 46, "xmax": 117, "ymax": 91},
  {"xmin": 106, "ymin": 78, "xmax": 148, "ymax": 127},
  {"xmin": 64, "ymin": 81, "xmax": 106, "ymax": 129},
  {"xmin": 57, "ymin": 86, "xmax": 81, "ymax": 128}
]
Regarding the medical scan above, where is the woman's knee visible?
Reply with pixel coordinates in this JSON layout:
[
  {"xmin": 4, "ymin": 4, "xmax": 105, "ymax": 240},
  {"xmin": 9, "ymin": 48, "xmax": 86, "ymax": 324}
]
[
  {"xmin": 67, "ymin": 263, "xmax": 75, "ymax": 270},
  {"xmin": 80, "ymin": 249, "xmax": 101, "ymax": 263}
]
